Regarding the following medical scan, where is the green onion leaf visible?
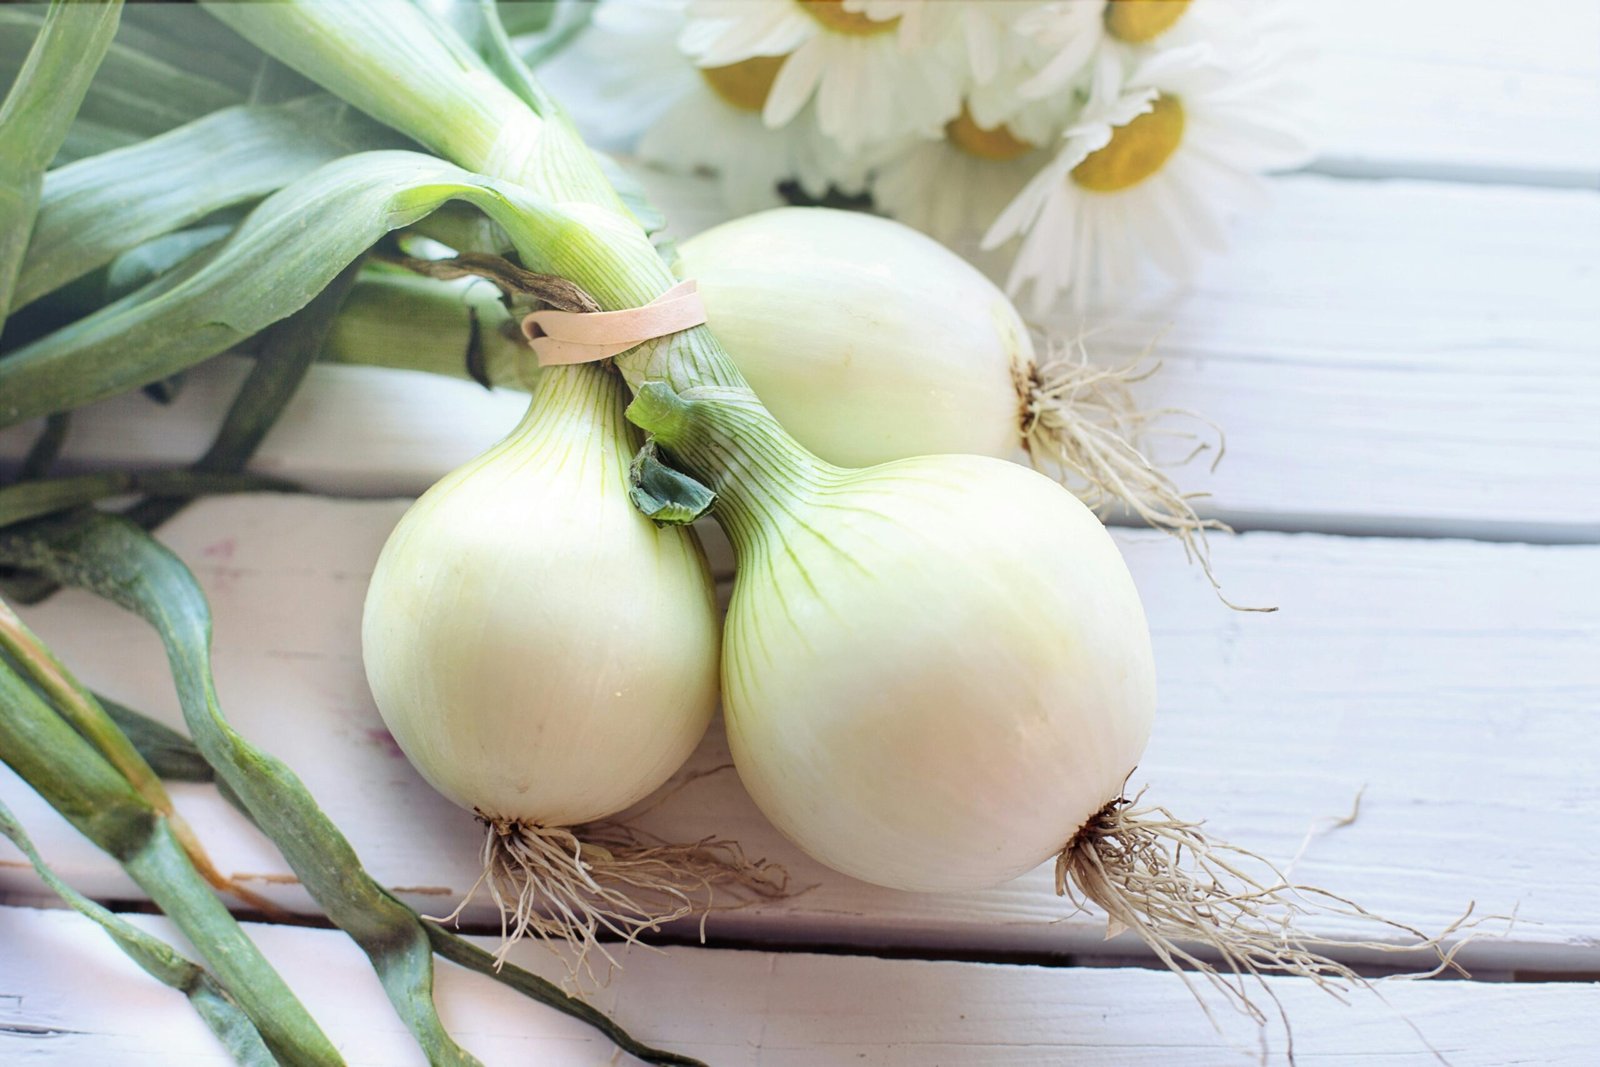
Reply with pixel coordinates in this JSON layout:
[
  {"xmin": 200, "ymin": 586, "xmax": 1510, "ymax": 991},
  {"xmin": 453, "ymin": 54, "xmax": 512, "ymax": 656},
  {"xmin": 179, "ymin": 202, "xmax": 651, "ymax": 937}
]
[
  {"xmin": 0, "ymin": 149, "xmax": 629, "ymax": 428},
  {"xmin": 0, "ymin": 470, "xmax": 292, "ymax": 530},
  {"xmin": 120, "ymin": 263, "xmax": 359, "ymax": 537},
  {"xmin": 0, "ymin": 797, "xmax": 276, "ymax": 1065},
  {"xmin": 97, "ymin": 692, "xmax": 215, "ymax": 783},
  {"xmin": 0, "ymin": 650, "xmax": 341, "ymax": 1065},
  {"xmin": 0, "ymin": 4, "xmax": 239, "ymax": 153},
  {"xmin": 13, "ymin": 96, "xmax": 387, "ymax": 312},
  {"xmin": 0, "ymin": 0, "xmax": 122, "ymax": 338}
]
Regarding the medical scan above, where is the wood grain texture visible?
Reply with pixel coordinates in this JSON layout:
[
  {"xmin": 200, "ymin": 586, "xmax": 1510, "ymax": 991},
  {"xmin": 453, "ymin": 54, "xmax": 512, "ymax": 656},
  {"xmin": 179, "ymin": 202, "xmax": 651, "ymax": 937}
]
[
  {"xmin": 4, "ymin": 172, "xmax": 1593, "ymax": 542},
  {"xmin": 1303, "ymin": 0, "xmax": 1600, "ymax": 186},
  {"xmin": 2, "ymin": 495, "xmax": 1594, "ymax": 972},
  {"xmin": 3, "ymin": 904, "xmax": 1598, "ymax": 1066}
]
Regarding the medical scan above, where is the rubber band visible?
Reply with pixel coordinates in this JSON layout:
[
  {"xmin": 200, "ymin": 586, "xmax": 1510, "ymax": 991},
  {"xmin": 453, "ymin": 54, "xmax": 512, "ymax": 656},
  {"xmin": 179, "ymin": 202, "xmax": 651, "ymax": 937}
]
[{"xmin": 521, "ymin": 279, "xmax": 706, "ymax": 366}]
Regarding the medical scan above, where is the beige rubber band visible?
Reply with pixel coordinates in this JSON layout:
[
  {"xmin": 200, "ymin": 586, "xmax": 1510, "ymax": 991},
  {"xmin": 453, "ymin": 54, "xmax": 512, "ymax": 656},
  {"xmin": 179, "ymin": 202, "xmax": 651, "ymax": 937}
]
[{"xmin": 521, "ymin": 279, "xmax": 706, "ymax": 366}]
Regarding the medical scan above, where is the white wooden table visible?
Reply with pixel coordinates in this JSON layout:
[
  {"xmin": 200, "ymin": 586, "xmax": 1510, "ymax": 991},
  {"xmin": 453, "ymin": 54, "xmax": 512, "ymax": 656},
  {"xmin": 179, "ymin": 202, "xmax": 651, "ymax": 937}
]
[{"xmin": 3, "ymin": 1, "xmax": 1599, "ymax": 1062}]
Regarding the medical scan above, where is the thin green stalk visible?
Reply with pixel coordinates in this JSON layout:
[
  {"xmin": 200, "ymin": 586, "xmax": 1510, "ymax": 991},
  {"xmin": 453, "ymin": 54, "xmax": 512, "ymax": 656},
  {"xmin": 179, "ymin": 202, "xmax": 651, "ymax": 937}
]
[
  {"xmin": 427, "ymin": 929, "xmax": 707, "ymax": 1067},
  {"xmin": 0, "ymin": 470, "xmax": 293, "ymax": 530},
  {"xmin": 0, "ymin": 644, "xmax": 210, "ymax": 783},
  {"xmin": 322, "ymin": 266, "xmax": 529, "ymax": 387},
  {"xmin": 0, "ymin": 0, "xmax": 123, "ymax": 338},
  {"xmin": 1, "ymin": 596, "xmax": 178, "ymax": 818},
  {"xmin": 0, "ymin": 796, "xmax": 275, "ymax": 1065},
  {"xmin": 122, "ymin": 262, "xmax": 360, "ymax": 533},
  {"xmin": 97, "ymin": 692, "xmax": 215, "ymax": 783},
  {"xmin": 16, "ymin": 412, "xmax": 69, "ymax": 481},
  {"xmin": 0, "ymin": 658, "xmax": 341, "ymax": 1065},
  {"xmin": 0, "ymin": 596, "xmax": 282, "ymax": 914}
]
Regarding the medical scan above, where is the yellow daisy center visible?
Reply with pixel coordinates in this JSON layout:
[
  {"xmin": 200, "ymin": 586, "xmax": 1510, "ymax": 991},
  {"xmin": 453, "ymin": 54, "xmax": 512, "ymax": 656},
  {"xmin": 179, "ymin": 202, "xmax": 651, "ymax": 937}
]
[
  {"xmin": 797, "ymin": 0, "xmax": 900, "ymax": 36},
  {"xmin": 946, "ymin": 107, "xmax": 1035, "ymax": 162},
  {"xmin": 700, "ymin": 55, "xmax": 787, "ymax": 112},
  {"xmin": 1104, "ymin": 0, "xmax": 1192, "ymax": 43},
  {"xmin": 1071, "ymin": 95, "xmax": 1186, "ymax": 192}
]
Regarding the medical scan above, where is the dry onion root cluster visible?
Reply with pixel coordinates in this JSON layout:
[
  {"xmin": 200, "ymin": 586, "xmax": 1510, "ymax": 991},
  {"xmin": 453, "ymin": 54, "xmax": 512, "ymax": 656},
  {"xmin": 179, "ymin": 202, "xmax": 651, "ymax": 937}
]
[
  {"xmin": 1059, "ymin": 794, "xmax": 1487, "ymax": 1058},
  {"xmin": 438, "ymin": 817, "xmax": 788, "ymax": 985}
]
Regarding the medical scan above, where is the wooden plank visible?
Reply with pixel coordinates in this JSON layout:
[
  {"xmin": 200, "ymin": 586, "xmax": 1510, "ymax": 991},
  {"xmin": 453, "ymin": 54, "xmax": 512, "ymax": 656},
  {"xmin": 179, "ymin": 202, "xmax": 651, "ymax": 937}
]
[
  {"xmin": 2, "ymin": 494, "xmax": 1595, "ymax": 972},
  {"xmin": 3, "ymin": 173, "xmax": 1594, "ymax": 542},
  {"xmin": 1302, "ymin": 0, "xmax": 1600, "ymax": 186},
  {"xmin": 3, "ymin": 904, "xmax": 1598, "ymax": 1066}
]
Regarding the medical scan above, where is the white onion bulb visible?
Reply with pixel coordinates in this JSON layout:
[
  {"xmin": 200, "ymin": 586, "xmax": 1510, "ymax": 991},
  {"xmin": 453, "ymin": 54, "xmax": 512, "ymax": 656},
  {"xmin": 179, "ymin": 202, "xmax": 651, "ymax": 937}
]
[
  {"xmin": 676, "ymin": 206, "xmax": 1222, "ymax": 582},
  {"xmin": 362, "ymin": 364, "xmax": 723, "ymax": 954},
  {"xmin": 630, "ymin": 387, "xmax": 1155, "ymax": 892},
  {"xmin": 730, "ymin": 458, "xmax": 1155, "ymax": 891},
  {"xmin": 676, "ymin": 208, "xmax": 1028, "ymax": 468}
]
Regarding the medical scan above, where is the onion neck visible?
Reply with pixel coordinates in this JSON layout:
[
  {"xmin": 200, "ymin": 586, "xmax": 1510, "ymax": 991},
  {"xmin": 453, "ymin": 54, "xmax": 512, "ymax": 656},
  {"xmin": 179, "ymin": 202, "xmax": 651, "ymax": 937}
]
[
  {"xmin": 625, "ymin": 365, "xmax": 834, "ymax": 552},
  {"xmin": 506, "ymin": 363, "xmax": 634, "ymax": 478},
  {"xmin": 444, "ymin": 106, "xmax": 838, "ymax": 548}
]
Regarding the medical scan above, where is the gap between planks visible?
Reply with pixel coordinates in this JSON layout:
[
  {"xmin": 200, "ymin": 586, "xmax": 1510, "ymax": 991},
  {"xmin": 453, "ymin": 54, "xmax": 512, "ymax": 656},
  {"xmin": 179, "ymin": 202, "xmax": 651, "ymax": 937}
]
[
  {"xmin": 2, "ymin": 172, "xmax": 1595, "ymax": 545},
  {"xmin": 1, "ymin": 494, "xmax": 1595, "ymax": 977},
  {"xmin": 2, "ymin": 903, "xmax": 1599, "ymax": 1066}
]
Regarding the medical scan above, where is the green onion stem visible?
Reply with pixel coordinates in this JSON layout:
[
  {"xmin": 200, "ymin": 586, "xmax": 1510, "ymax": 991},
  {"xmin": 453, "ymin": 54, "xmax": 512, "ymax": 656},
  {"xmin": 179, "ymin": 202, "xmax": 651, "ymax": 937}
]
[
  {"xmin": 0, "ymin": 796, "xmax": 277, "ymax": 1065},
  {"xmin": 202, "ymin": 0, "xmax": 804, "ymax": 489},
  {"xmin": 0, "ymin": 0, "xmax": 123, "ymax": 338},
  {"xmin": 0, "ymin": 658, "xmax": 342, "ymax": 1065}
]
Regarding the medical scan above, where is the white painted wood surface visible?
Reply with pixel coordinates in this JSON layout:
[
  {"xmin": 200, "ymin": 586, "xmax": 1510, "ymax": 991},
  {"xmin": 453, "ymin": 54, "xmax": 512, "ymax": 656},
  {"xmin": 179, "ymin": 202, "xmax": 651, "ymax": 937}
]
[
  {"xmin": 3, "ymin": 1, "xmax": 1598, "ymax": 1063},
  {"xmin": 5, "ymin": 173, "xmax": 1595, "ymax": 542},
  {"xmin": 1301, "ymin": 0, "xmax": 1600, "ymax": 185},
  {"xmin": 4, "ymin": 905, "xmax": 1598, "ymax": 1066},
  {"xmin": 3, "ymin": 494, "xmax": 1595, "ymax": 974}
]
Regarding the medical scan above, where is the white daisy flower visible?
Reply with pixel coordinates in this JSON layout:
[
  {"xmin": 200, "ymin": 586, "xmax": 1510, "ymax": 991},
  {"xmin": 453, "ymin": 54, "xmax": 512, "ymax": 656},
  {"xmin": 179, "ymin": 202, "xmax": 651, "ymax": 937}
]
[
  {"xmin": 639, "ymin": 59, "xmax": 868, "ymax": 214},
  {"xmin": 1013, "ymin": 0, "xmax": 1109, "ymax": 101},
  {"xmin": 848, "ymin": 0, "xmax": 1034, "ymax": 81},
  {"xmin": 536, "ymin": 0, "xmax": 694, "ymax": 152},
  {"xmin": 678, "ymin": 0, "xmax": 964, "ymax": 152},
  {"xmin": 1013, "ymin": 1, "xmax": 1300, "ymax": 102},
  {"xmin": 1098, "ymin": 0, "xmax": 1303, "ymax": 52},
  {"xmin": 548, "ymin": 0, "xmax": 865, "ymax": 214},
  {"xmin": 871, "ymin": 107, "xmax": 1051, "ymax": 252},
  {"xmin": 985, "ymin": 45, "xmax": 1312, "ymax": 315}
]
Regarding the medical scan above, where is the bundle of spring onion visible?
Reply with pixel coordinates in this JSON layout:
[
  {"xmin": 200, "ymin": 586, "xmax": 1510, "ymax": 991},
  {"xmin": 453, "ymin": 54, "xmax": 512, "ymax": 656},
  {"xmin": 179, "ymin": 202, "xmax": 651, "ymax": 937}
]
[{"xmin": 0, "ymin": 1, "xmax": 1469, "ymax": 1061}]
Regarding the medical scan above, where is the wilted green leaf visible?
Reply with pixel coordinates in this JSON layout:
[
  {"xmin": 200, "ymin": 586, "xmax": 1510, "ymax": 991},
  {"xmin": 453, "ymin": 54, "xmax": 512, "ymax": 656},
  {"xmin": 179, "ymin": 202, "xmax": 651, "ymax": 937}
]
[
  {"xmin": 122, "ymin": 263, "xmax": 360, "ymax": 533},
  {"xmin": 0, "ymin": 0, "xmax": 122, "ymax": 337},
  {"xmin": 14, "ymin": 96, "xmax": 387, "ymax": 311},
  {"xmin": 0, "ymin": 796, "xmax": 275, "ymax": 1065},
  {"xmin": 0, "ymin": 652, "xmax": 341, "ymax": 1065},
  {"xmin": 0, "ymin": 149, "xmax": 619, "ymax": 428},
  {"xmin": 0, "ymin": 470, "xmax": 291, "ymax": 529},
  {"xmin": 630, "ymin": 439, "xmax": 716, "ymax": 525}
]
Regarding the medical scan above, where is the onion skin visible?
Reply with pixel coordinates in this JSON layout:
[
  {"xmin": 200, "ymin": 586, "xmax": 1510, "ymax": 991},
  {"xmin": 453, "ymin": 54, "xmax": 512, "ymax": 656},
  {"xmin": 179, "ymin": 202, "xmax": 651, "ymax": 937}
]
[
  {"xmin": 721, "ymin": 456, "xmax": 1156, "ymax": 892},
  {"xmin": 676, "ymin": 208, "xmax": 1030, "ymax": 468},
  {"xmin": 361, "ymin": 366, "xmax": 720, "ymax": 826}
]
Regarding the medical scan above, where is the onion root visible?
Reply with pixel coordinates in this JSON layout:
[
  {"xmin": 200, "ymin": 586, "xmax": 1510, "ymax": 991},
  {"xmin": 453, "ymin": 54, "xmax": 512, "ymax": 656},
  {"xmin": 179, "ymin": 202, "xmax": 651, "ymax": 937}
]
[
  {"xmin": 1057, "ymin": 791, "xmax": 1493, "ymax": 1062},
  {"xmin": 434, "ymin": 816, "xmax": 790, "ymax": 988},
  {"xmin": 1018, "ymin": 339, "xmax": 1271, "ymax": 611}
]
